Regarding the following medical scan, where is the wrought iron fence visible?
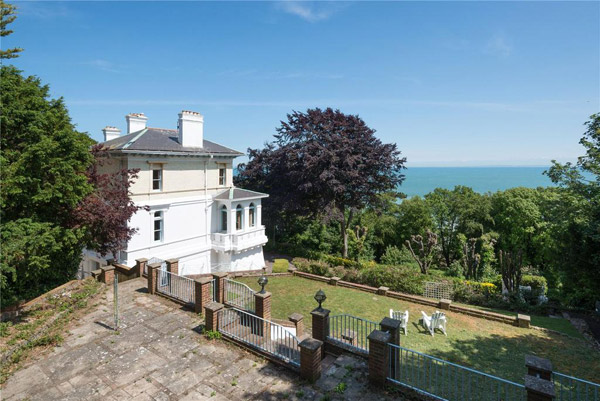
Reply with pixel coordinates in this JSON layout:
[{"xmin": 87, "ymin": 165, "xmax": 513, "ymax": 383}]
[
  {"xmin": 388, "ymin": 343, "xmax": 526, "ymax": 401},
  {"xmin": 218, "ymin": 307, "xmax": 300, "ymax": 367},
  {"xmin": 553, "ymin": 372, "xmax": 600, "ymax": 401},
  {"xmin": 327, "ymin": 314, "xmax": 380, "ymax": 354},
  {"xmin": 224, "ymin": 278, "xmax": 255, "ymax": 312},
  {"xmin": 156, "ymin": 269, "xmax": 195, "ymax": 305},
  {"xmin": 424, "ymin": 281, "xmax": 454, "ymax": 301}
]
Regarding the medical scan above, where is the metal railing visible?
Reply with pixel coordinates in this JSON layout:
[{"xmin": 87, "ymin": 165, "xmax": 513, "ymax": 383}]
[
  {"xmin": 218, "ymin": 307, "xmax": 300, "ymax": 367},
  {"xmin": 327, "ymin": 314, "xmax": 380, "ymax": 354},
  {"xmin": 156, "ymin": 269, "xmax": 195, "ymax": 305},
  {"xmin": 553, "ymin": 372, "xmax": 600, "ymax": 401},
  {"xmin": 210, "ymin": 278, "xmax": 217, "ymax": 302},
  {"xmin": 224, "ymin": 278, "xmax": 255, "ymax": 312},
  {"xmin": 388, "ymin": 344, "xmax": 526, "ymax": 401}
]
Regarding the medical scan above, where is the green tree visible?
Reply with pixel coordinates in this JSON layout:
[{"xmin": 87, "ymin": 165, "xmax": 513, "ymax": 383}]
[
  {"xmin": 395, "ymin": 195, "xmax": 433, "ymax": 245},
  {"xmin": 1, "ymin": 1, "xmax": 23, "ymax": 59},
  {"xmin": 0, "ymin": 66, "xmax": 94, "ymax": 304},
  {"xmin": 425, "ymin": 186, "xmax": 490, "ymax": 266},
  {"xmin": 545, "ymin": 113, "xmax": 600, "ymax": 307}
]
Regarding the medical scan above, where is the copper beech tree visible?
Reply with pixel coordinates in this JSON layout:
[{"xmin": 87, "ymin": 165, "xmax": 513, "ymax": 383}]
[
  {"xmin": 236, "ymin": 108, "xmax": 406, "ymax": 258},
  {"xmin": 73, "ymin": 144, "xmax": 145, "ymax": 257}
]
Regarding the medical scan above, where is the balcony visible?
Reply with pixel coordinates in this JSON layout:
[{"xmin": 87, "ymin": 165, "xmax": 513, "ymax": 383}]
[{"xmin": 211, "ymin": 226, "xmax": 268, "ymax": 253}]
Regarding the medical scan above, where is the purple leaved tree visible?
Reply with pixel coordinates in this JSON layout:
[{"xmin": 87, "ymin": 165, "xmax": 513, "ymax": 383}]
[{"xmin": 236, "ymin": 108, "xmax": 406, "ymax": 258}]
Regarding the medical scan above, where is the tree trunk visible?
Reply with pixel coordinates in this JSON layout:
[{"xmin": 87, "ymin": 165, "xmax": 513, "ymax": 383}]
[{"xmin": 340, "ymin": 207, "xmax": 353, "ymax": 258}]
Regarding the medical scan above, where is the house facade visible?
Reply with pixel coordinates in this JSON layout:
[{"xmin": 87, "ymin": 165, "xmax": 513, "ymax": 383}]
[{"xmin": 79, "ymin": 111, "xmax": 268, "ymax": 277}]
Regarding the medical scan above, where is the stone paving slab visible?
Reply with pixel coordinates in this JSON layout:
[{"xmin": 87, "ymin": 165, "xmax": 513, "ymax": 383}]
[{"xmin": 1, "ymin": 278, "xmax": 403, "ymax": 401}]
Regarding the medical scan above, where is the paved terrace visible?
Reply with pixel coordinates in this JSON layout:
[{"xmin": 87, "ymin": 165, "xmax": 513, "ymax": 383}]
[{"xmin": 2, "ymin": 278, "xmax": 403, "ymax": 401}]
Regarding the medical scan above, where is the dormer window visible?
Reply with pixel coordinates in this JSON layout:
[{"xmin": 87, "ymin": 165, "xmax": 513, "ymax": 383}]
[
  {"xmin": 152, "ymin": 164, "xmax": 163, "ymax": 191},
  {"xmin": 249, "ymin": 203, "xmax": 256, "ymax": 227},
  {"xmin": 236, "ymin": 204, "xmax": 243, "ymax": 231}
]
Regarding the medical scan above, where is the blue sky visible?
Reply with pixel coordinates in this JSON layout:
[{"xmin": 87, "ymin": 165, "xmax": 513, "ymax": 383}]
[{"xmin": 6, "ymin": 1, "xmax": 600, "ymax": 166}]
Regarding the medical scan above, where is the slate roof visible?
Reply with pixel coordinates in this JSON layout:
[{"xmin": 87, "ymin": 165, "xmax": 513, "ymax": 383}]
[
  {"xmin": 213, "ymin": 188, "xmax": 269, "ymax": 201},
  {"xmin": 100, "ymin": 128, "xmax": 243, "ymax": 156}
]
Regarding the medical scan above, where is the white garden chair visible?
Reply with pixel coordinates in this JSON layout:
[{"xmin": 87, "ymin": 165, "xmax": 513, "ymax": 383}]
[
  {"xmin": 389, "ymin": 309, "xmax": 409, "ymax": 335},
  {"xmin": 421, "ymin": 310, "xmax": 447, "ymax": 336}
]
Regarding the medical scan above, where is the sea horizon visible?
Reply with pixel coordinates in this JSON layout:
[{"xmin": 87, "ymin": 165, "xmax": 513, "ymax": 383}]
[{"xmin": 400, "ymin": 166, "xmax": 554, "ymax": 198}]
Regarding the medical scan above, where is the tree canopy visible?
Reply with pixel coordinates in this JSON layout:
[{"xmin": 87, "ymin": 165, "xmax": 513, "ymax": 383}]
[
  {"xmin": 1, "ymin": 66, "xmax": 140, "ymax": 305},
  {"xmin": 236, "ymin": 107, "xmax": 406, "ymax": 257}
]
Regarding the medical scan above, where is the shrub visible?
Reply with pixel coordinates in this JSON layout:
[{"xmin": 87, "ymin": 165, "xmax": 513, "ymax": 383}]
[
  {"xmin": 357, "ymin": 264, "xmax": 427, "ymax": 295},
  {"xmin": 521, "ymin": 275, "xmax": 548, "ymax": 295},
  {"xmin": 322, "ymin": 255, "xmax": 358, "ymax": 269},
  {"xmin": 204, "ymin": 330, "xmax": 222, "ymax": 340},
  {"xmin": 309, "ymin": 260, "xmax": 330, "ymax": 277},
  {"xmin": 291, "ymin": 258, "xmax": 311, "ymax": 272},
  {"xmin": 381, "ymin": 245, "xmax": 414, "ymax": 266},
  {"xmin": 272, "ymin": 259, "xmax": 289, "ymax": 273}
]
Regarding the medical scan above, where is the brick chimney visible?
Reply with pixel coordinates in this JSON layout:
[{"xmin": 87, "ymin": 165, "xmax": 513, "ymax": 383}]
[
  {"xmin": 178, "ymin": 110, "xmax": 204, "ymax": 148},
  {"xmin": 102, "ymin": 126, "xmax": 121, "ymax": 142},
  {"xmin": 125, "ymin": 113, "xmax": 148, "ymax": 134}
]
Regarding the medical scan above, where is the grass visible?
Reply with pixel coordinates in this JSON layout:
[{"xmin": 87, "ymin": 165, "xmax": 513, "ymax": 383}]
[
  {"xmin": 237, "ymin": 276, "xmax": 599, "ymax": 383},
  {"xmin": 458, "ymin": 303, "xmax": 584, "ymax": 339},
  {"xmin": 272, "ymin": 259, "xmax": 289, "ymax": 273}
]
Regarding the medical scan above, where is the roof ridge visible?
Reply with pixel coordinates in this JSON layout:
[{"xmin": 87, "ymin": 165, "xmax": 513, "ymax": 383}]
[{"xmin": 122, "ymin": 128, "xmax": 148, "ymax": 149}]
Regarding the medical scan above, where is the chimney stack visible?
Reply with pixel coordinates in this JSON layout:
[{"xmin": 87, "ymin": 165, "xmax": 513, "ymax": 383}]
[
  {"xmin": 102, "ymin": 126, "xmax": 121, "ymax": 142},
  {"xmin": 178, "ymin": 110, "xmax": 204, "ymax": 148},
  {"xmin": 125, "ymin": 113, "xmax": 148, "ymax": 134}
]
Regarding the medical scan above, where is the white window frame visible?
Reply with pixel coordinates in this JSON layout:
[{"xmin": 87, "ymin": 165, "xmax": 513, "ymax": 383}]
[
  {"xmin": 235, "ymin": 204, "xmax": 244, "ymax": 231},
  {"xmin": 249, "ymin": 203, "xmax": 256, "ymax": 228},
  {"xmin": 153, "ymin": 211, "xmax": 164, "ymax": 242},
  {"xmin": 152, "ymin": 164, "xmax": 163, "ymax": 191},
  {"xmin": 220, "ymin": 205, "xmax": 228, "ymax": 233},
  {"xmin": 218, "ymin": 165, "xmax": 226, "ymax": 186}
]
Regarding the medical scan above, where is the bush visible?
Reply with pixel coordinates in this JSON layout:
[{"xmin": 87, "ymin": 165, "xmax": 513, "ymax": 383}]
[
  {"xmin": 381, "ymin": 245, "xmax": 414, "ymax": 266},
  {"xmin": 322, "ymin": 255, "xmax": 358, "ymax": 269},
  {"xmin": 291, "ymin": 258, "xmax": 311, "ymax": 272},
  {"xmin": 272, "ymin": 259, "xmax": 289, "ymax": 273},
  {"xmin": 521, "ymin": 275, "xmax": 548, "ymax": 295},
  {"xmin": 357, "ymin": 264, "xmax": 427, "ymax": 295}
]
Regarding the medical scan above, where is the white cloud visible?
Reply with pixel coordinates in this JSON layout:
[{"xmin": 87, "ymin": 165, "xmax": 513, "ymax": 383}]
[
  {"xmin": 275, "ymin": 1, "xmax": 345, "ymax": 23},
  {"xmin": 17, "ymin": 2, "xmax": 74, "ymax": 19},
  {"xmin": 484, "ymin": 34, "xmax": 512, "ymax": 57},
  {"xmin": 83, "ymin": 59, "xmax": 122, "ymax": 73}
]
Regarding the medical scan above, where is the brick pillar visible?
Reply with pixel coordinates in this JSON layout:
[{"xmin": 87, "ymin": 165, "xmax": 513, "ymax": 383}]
[
  {"xmin": 518, "ymin": 314, "xmax": 532, "ymax": 329},
  {"xmin": 299, "ymin": 338, "xmax": 323, "ymax": 382},
  {"xmin": 310, "ymin": 308, "xmax": 330, "ymax": 344},
  {"xmin": 525, "ymin": 376, "xmax": 555, "ymax": 401},
  {"xmin": 367, "ymin": 330, "xmax": 391, "ymax": 388},
  {"xmin": 381, "ymin": 317, "xmax": 401, "ymax": 379},
  {"xmin": 289, "ymin": 313, "xmax": 304, "ymax": 338},
  {"xmin": 135, "ymin": 258, "xmax": 148, "ymax": 277},
  {"xmin": 147, "ymin": 263, "xmax": 161, "ymax": 295},
  {"xmin": 100, "ymin": 265, "xmax": 115, "ymax": 284},
  {"xmin": 329, "ymin": 277, "xmax": 341, "ymax": 286},
  {"xmin": 204, "ymin": 302, "xmax": 224, "ymax": 332},
  {"xmin": 525, "ymin": 355, "xmax": 554, "ymax": 401},
  {"xmin": 166, "ymin": 259, "xmax": 179, "ymax": 276},
  {"xmin": 255, "ymin": 292, "xmax": 271, "ymax": 337},
  {"xmin": 194, "ymin": 277, "xmax": 213, "ymax": 313},
  {"xmin": 439, "ymin": 298, "xmax": 452, "ymax": 310},
  {"xmin": 526, "ymin": 355, "xmax": 553, "ymax": 380},
  {"xmin": 212, "ymin": 272, "xmax": 228, "ymax": 304}
]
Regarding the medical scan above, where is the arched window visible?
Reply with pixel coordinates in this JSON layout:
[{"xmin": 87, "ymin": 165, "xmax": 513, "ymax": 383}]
[
  {"xmin": 221, "ymin": 205, "xmax": 228, "ymax": 232},
  {"xmin": 236, "ymin": 204, "xmax": 243, "ymax": 231},
  {"xmin": 249, "ymin": 203, "xmax": 256, "ymax": 227}
]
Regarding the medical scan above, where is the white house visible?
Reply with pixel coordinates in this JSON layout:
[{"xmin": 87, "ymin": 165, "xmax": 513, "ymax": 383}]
[{"xmin": 79, "ymin": 110, "xmax": 268, "ymax": 277}]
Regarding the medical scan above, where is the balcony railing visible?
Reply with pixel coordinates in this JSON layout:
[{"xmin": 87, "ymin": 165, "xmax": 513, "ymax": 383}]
[{"xmin": 211, "ymin": 226, "xmax": 267, "ymax": 252}]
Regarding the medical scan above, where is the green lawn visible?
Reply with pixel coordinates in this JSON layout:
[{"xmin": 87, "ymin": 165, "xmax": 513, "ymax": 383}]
[{"xmin": 237, "ymin": 276, "xmax": 599, "ymax": 384}]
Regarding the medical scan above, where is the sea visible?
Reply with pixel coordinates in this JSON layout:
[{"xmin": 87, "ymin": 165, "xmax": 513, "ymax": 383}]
[{"xmin": 399, "ymin": 167, "xmax": 554, "ymax": 198}]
